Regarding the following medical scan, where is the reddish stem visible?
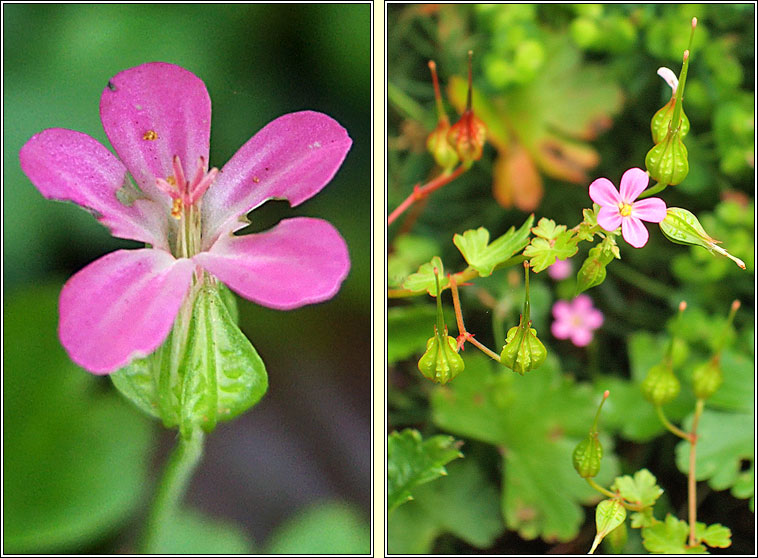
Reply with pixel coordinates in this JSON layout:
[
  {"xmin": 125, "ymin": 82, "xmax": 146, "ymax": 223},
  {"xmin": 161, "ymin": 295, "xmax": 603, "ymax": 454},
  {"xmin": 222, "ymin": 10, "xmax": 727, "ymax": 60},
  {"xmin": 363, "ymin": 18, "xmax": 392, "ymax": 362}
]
[{"xmin": 388, "ymin": 165, "xmax": 467, "ymax": 226}]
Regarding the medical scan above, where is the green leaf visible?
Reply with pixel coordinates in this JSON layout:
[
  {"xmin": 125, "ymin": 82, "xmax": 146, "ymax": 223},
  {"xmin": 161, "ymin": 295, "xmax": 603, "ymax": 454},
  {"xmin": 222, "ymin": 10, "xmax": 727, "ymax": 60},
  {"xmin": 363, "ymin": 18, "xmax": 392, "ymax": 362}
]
[
  {"xmin": 431, "ymin": 354, "xmax": 619, "ymax": 542},
  {"xmin": 576, "ymin": 235, "xmax": 618, "ymax": 294},
  {"xmin": 150, "ymin": 509, "xmax": 254, "ymax": 554},
  {"xmin": 453, "ymin": 215, "xmax": 534, "ymax": 277},
  {"xmin": 3, "ymin": 284, "xmax": 153, "ymax": 553},
  {"xmin": 524, "ymin": 219, "xmax": 579, "ymax": 272},
  {"xmin": 589, "ymin": 499, "xmax": 626, "ymax": 554},
  {"xmin": 387, "ymin": 429, "xmax": 463, "ymax": 512},
  {"xmin": 611, "ymin": 469, "xmax": 663, "ymax": 508},
  {"xmin": 112, "ymin": 282, "xmax": 268, "ymax": 438},
  {"xmin": 642, "ymin": 514, "xmax": 707, "ymax": 554},
  {"xmin": 266, "ymin": 501, "xmax": 370, "ymax": 554},
  {"xmin": 387, "ymin": 459, "xmax": 505, "ymax": 553},
  {"xmin": 696, "ymin": 522, "xmax": 732, "ymax": 548},
  {"xmin": 388, "ymin": 305, "xmax": 439, "ymax": 365},
  {"xmin": 675, "ymin": 409, "xmax": 754, "ymax": 494},
  {"xmin": 388, "ymin": 234, "xmax": 441, "ymax": 289},
  {"xmin": 402, "ymin": 256, "xmax": 450, "ymax": 295}
]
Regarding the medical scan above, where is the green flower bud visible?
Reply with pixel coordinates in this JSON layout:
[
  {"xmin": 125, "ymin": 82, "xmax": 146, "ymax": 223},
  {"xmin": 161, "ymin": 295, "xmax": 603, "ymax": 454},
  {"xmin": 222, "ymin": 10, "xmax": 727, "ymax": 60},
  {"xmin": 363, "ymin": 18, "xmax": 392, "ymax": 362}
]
[
  {"xmin": 418, "ymin": 331, "xmax": 464, "ymax": 385},
  {"xmin": 641, "ymin": 363, "xmax": 681, "ymax": 406},
  {"xmin": 692, "ymin": 357, "xmax": 723, "ymax": 400},
  {"xmin": 500, "ymin": 323, "xmax": 547, "ymax": 375},
  {"xmin": 651, "ymin": 96, "xmax": 690, "ymax": 144},
  {"xmin": 645, "ymin": 131, "xmax": 689, "ymax": 186},
  {"xmin": 573, "ymin": 431, "xmax": 603, "ymax": 478}
]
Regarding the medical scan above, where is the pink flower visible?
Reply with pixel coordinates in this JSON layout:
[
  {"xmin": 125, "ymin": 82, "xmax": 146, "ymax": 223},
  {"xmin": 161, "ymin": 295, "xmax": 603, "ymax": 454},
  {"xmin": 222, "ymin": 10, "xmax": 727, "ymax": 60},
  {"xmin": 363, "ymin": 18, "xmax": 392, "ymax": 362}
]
[
  {"xmin": 589, "ymin": 167, "xmax": 667, "ymax": 248},
  {"xmin": 548, "ymin": 259, "xmax": 573, "ymax": 280},
  {"xmin": 20, "ymin": 62, "xmax": 352, "ymax": 374},
  {"xmin": 551, "ymin": 295, "xmax": 603, "ymax": 347}
]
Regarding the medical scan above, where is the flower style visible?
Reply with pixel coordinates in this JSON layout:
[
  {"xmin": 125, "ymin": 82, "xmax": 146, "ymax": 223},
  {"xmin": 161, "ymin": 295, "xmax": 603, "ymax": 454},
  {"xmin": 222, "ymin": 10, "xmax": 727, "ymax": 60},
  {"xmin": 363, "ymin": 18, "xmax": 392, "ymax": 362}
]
[
  {"xmin": 551, "ymin": 295, "xmax": 604, "ymax": 347},
  {"xmin": 589, "ymin": 167, "xmax": 667, "ymax": 248},
  {"xmin": 20, "ymin": 62, "xmax": 352, "ymax": 374}
]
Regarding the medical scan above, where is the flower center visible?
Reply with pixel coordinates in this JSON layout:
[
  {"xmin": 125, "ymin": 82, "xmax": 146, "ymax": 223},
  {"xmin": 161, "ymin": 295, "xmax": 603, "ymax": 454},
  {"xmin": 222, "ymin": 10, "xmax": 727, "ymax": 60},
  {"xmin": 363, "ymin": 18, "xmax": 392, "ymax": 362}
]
[
  {"xmin": 155, "ymin": 155, "xmax": 218, "ymax": 258},
  {"xmin": 618, "ymin": 202, "xmax": 633, "ymax": 217}
]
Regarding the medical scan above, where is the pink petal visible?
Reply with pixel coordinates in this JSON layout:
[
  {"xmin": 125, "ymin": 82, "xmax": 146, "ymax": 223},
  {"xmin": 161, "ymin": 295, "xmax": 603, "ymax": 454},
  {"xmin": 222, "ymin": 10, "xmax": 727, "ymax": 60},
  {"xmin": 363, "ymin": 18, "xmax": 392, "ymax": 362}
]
[
  {"xmin": 201, "ymin": 111, "xmax": 352, "ymax": 246},
  {"xmin": 572, "ymin": 294, "xmax": 593, "ymax": 312},
  {"xmin": 59, "ymin": 249, "xmax": 196, "ymax": 373},
  {"xmin": 584, "ymin": 308, "xmax": 604, "ymax": 330},
  {"xmin": 632, "ymin": 198, "xmax": 667, "ymax": 223},
  {"xmin": 100, "ymin": 62, "xmax": 211, "ymax": 205},
  {"xmin": 571, "ymin": 328, "xmax": 593, "ymax": 347},
  {"xmin": 621, "ymin": 217, "xmax": 650, "ymax": 248},
  {"xmin": 194, "ymin": 217, "xmax": 350, "ymax": 310},
  {"xmin": 588, "ymin": 177, "xmax": 621, "ymax": 207},
  {"xmin": 597, "ymin": 206, "xmax": 623, "ymax": 232},
  {"xmin": 551, "ymin": 320, "xmax": 572, "ymax": 340},
  {"xmin": 19, "ymin": 128, "xmax": 168, "ymax": 249},
  {"xmin": 552, "ymin": 300, "xmax": 572, "ymax": 321},
  {"xmin": 619, "ymin": 167, "xmax": 649, "ymax": 203}
]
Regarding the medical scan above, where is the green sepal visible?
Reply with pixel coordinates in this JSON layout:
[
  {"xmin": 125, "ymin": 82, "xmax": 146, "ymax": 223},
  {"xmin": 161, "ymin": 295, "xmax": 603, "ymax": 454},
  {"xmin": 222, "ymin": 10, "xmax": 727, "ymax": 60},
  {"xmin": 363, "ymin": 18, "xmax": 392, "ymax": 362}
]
[
  {"xmin": 427, "ymin": 121, "xmax": 460, "ymax": 170},
  {"xmin": 589, "ymin": 499, "xmax": 626, "ymax": 554},
  {"xmin": 111, "ymin": 280, "xmax": 268, "ymax": 438},
  {"xmin": 418, "ymin": 332, "xmax": 464, "ymax": 385},
  {"xmin": 645, "ymin": 132, "xmax": 689, "ymax": 186},
  {"xmin": 640, "ymin": 363, "xmax": 681, "ymax": 406},
  {"xmin": 572, "ymin": 431, "xmax": 603, "ymax": 478},
  {"xmin": 499, "ymin": 323, "xmax": 547, "ymax": 375}
]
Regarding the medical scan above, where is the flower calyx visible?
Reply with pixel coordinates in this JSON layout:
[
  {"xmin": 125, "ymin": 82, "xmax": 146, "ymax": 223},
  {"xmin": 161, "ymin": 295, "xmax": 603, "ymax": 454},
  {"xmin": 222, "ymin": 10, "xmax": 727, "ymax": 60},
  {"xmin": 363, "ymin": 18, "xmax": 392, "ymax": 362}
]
[
  {"xmin": 447, "ymin": 51, "xmax": 486, "ymax": 166},
  {"xmin": 500, "ymin": 263, "xmax": 547, "ymax": 374}
]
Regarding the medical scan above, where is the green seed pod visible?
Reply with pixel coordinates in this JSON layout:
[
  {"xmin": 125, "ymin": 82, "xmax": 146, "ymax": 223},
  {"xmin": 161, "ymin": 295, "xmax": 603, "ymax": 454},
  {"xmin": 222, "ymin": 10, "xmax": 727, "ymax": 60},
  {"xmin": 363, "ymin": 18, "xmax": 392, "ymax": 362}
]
[
  {"xmin": 641, "ymin": 363, "xmax": 681, "ymax": 406},
  {"xmin": 427, "ymin": 121, "xmax": 460, "ymax": 170},
  {"xmin": 651, "ymin": 96, "xmax": 690, "ymax": 144},
  {"xmin": 573, "ymin": 431, "xmax": 603, "ymax": 478},
  {"xmin": 418, "ymin": 332, "xmax": 464, "ymax": 385},
  {"xmin": 645, "ymin": 132, "xmax": 689, "ymax": 186},
  {"xmin": 692, "ymin": 358, "xmax": 723, "ymax": 400},
  {"xmin": 499, "ymin": 323, "xmax": 547, "ymax": 375}
]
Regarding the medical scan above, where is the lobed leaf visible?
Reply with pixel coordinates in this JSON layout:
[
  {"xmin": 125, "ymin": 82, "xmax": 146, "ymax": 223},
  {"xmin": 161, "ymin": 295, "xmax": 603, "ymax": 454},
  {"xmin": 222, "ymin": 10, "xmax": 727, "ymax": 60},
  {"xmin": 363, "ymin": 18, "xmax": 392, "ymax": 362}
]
[
  {"xmin": 387, "ymin": 428, "xmax": 463, "ymax": 512},
  {"xmin": 453, "ymin": 214, "xmax": 533, "ymax": 277},
  {"xmin": 402, "ymin": 256, "xmax": 450, "ymax": 295}
]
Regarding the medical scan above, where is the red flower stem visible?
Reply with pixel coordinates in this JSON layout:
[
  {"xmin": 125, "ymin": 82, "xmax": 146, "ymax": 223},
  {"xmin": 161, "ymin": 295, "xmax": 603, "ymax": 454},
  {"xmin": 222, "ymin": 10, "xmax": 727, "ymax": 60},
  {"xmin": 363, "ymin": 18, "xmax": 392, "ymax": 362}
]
[
  {"xmin": 388, "ymin": 164, "xmax": 467, "ymax": 226},
  {"xmin": 688, "ymin": 398, "xmax": 704, "ymax": 547},
  {"xmin": 448, "ymin": 274, "xmax": 501, "ymax": 362}
]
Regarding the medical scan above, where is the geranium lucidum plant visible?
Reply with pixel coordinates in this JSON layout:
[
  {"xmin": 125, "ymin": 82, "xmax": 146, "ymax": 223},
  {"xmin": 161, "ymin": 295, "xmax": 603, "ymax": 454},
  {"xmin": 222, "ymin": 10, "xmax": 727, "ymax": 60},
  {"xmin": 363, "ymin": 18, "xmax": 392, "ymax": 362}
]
[
  {"xmin": 19, "ymin": 61, "xmax": 352, "ymax": 551},
  {"xmin": 19, "ymin": 62, "xmax": 352, "ymax": 373}
]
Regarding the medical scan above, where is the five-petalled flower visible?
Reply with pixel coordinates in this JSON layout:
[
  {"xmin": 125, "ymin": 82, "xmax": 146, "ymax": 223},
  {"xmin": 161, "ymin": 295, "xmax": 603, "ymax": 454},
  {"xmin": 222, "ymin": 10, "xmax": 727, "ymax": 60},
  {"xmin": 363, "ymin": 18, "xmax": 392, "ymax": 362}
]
[
  {"xmin": 551, "ymin": 295, "xmax": 604, "ymax": 347},
  {"xmin": 20, "ymin": 62, "xmax": 352, "ymax": 374},
  {"xmin": 589, "ymin": 167, "xmax": 667, "ymax": 248}
]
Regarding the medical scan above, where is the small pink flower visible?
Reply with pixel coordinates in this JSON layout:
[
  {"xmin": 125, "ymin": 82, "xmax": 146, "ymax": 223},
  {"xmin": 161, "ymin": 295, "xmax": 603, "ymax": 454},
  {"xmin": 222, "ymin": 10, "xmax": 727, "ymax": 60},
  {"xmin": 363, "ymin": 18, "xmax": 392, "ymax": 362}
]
[
  {"xmin": 20, "ymin": 62, "xmax": 352, "ymax": 374},
  {"xmin": 589, "ymin": 167, "xmax": 667, "ymax": 248},
  {"xmin": 548, "ymin": 259, "xmax": 573, "ymax": 280},
  {"xmin": 551, "ymin": 295, "xmax": 604, "ymax": 347}
]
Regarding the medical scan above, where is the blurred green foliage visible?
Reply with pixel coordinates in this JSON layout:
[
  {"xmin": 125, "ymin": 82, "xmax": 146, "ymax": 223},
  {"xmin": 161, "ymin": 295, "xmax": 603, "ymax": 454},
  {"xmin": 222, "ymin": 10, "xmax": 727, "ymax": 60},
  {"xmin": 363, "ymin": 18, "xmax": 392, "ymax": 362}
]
[
  {"xmin": 3, "ymin": 3, "xmax": 370, "ymax": 554},
  {"xmin": 388, "ymin": 3, "xmax": 753, "ymax": 554}
]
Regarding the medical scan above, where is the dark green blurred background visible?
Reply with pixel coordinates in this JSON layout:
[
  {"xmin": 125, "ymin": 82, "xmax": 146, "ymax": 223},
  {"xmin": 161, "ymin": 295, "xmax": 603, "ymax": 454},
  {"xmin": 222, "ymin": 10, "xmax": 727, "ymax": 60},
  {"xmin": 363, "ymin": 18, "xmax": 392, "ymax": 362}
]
[{"xmin": 3, "ymin": 3, "xmax": 370, "ymax": 553}]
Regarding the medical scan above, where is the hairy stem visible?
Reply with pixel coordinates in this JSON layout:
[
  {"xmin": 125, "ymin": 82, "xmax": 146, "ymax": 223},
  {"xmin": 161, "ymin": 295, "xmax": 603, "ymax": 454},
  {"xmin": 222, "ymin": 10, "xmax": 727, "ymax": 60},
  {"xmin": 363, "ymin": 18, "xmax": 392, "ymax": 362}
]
[{"xmin": 388, "ymin": 164, "xmax": 467, "ymax": 225}]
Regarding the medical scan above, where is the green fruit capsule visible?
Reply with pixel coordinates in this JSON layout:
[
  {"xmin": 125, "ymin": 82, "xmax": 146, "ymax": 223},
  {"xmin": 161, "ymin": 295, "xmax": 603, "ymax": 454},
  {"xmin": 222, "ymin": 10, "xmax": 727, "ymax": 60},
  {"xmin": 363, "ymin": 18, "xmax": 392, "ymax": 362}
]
[
  {"xmin": 651, "ymin": 97, "xmax": 690, "ymax": 144},
  {"xmin": 418, "ymin": 332, "xmax": 464, "ymax": 385},
  {"xmin": 645, "ymin": 132, "xmax": 689, "ymax": 186},
  {"xmin": 573, "ymin": 431, "xmax": 603, "ymax": 478},
  {"xmin": 641, "ymin": 363, "xmax": 681, "ymax": 406},
  {"xmin": 499, "ymin": 323, "xmax": 547, "ymax": 375},
  {"xmin": 692, "ymin": 358, "xmax": 723, "ymax": 400}
]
